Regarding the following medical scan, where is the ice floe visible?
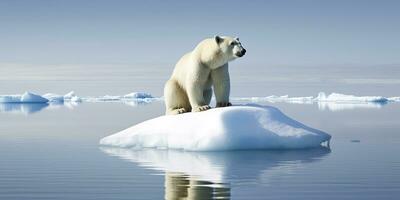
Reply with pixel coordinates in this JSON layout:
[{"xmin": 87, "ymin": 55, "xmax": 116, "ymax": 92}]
[
  {"xmin": 100, "ymin": 105, "xmax": 331, "ymax": 151},
  {"xmin": 0, "ymin": 91, "xmax": 154, "ymax": 103},
  {"xmin": 0, "ymin": 92, "xmax": 49, "ymax": 103},
  {"xmin": 233, "ymin": 92, "xmax": 398, "ymax": 103}
]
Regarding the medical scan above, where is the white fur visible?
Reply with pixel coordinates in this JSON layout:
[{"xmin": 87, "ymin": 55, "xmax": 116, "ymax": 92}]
[{"xmin": 164, "ymin": 36, "xmax": 245, "ymax": 115}]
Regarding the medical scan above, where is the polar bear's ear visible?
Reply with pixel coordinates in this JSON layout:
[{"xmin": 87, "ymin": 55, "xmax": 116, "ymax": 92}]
[
  {"xmin": 235, "ymin": 37, "xmax": 239, "ymax": 41},
  {"xmin": 215, "ymin": 35, "xmax": 223, "ymax": 44}
]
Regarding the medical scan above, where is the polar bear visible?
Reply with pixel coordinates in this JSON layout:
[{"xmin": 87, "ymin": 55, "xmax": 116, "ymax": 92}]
[{"xmin": 164, "ymin": 36, "xmax": 246, "ymax": 115}]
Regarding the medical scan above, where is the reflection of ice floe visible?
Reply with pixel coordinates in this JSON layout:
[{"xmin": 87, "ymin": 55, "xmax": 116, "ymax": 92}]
[
  {"xmin": 100, "ymin": 147, "xmax": 330, "ymax": 184},
  {"xmin": 0, "ymin": 103, "xmax": 49, "ymax": 115},
  {"xmin": 100, "ymin": 105, "xmax": 331, "ymax": 151},
  {"xmin": 315, "ymin": 92, "xmax": 388, "ymax": 103},
  {"xmin": 317, "ymin": 101, "xmax": 386, "ymax": 111},
  {"xmin": 123, "ymin": 99, "xmax": 155, "ymax": 107}
]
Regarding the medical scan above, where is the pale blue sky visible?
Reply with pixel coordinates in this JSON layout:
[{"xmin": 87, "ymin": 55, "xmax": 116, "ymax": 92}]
[
  {"xmin": 1, "ymin": 0, "xmax": 400, "ymax": 96},
  {"xmin": 1, "ymin": 0, "xmax": 399, "ymax": 66}
]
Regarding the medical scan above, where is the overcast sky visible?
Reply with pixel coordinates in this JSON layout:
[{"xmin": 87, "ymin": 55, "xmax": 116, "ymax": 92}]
[{"xmin": 0, "ymin": 0, "xmax": 399, "ymax": 67}]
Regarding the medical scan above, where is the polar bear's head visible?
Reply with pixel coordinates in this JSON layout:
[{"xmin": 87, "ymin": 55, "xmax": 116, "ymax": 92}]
[{"xmin": 215, "ymin": 35, "xmax": 246, "ymax": 60}]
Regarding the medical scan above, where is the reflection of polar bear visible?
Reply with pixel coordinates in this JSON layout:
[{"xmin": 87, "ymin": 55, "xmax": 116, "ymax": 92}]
[{"xmin": 164, "ymin": 36, "xmax": 246, "ymax": 115}]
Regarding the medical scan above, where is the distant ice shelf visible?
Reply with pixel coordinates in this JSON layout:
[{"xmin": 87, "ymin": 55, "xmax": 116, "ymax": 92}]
[
  {"xmin": 232, "ymin": 92, "xmax": 399, "ymax": 103},
  {"xmin": 0, "ymin": 91, "xmax": 155, "ymax": 103},
  {"xmin": 0, "ymin": 91, "xmax": 398, "ymax": 105}
]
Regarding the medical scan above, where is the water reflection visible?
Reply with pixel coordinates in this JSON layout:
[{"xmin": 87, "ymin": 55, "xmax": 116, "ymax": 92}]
[
  {"xmin": 165, "ymin": 172, "xmax": 230, "ymax": 200},
  {"xmin": 0, "ymin": 103, "xmax": 49, "ymax": 115},
  {"xmin": 101, "ymin": 147, "xmax": 330, "ymax": 200},
  {"xmin": 317, "ymin": 101, "xmax": 387, "ymax": 111},
  {"xmin": 0, "ymin": 100, "xmax": 154, "ymax": 115}
]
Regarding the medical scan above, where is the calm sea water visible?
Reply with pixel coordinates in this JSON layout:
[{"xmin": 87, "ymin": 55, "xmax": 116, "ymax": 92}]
[
  {"xmin": 1, "ymin": 100, "xmax": 399, "ymax": 200},
  {"xmin": 1, "ymin": 63, "xmax": 400, "ymax": 199}
]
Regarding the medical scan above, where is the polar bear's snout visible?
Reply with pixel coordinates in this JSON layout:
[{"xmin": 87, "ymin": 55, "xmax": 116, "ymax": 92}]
[{"xmin": 236, "ymin": 48, "xmax": 246, "ymax": 57}]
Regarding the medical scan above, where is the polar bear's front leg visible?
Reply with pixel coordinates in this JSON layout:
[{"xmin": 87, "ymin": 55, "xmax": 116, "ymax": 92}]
[
  {"xmin": 187, "ymin": 83, "xmax": 211, "ymax": 112},
  {"xmin": 211, "ymin": 64, "xmax": 231, "ymax": 107}
]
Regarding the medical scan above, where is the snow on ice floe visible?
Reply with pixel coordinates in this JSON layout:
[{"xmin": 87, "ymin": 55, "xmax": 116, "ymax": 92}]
[{"xmin": 100, "ymin": 105, "xmax": 331, "ymax": 151}]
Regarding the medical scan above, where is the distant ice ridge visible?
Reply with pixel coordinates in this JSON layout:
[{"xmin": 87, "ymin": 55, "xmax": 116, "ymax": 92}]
[
  {"xmin": 82, "ymin": 92, "xmax": 154, "ymax": 103},
  {"xmin": 0, "ymin": 91, "xmax": 155, "ymax": 103},
  {"xmin": 0, "ymin": 91, "xmax": 398, "ymax": 105},
  {"xmin": 100, "ymin": 105, "xmax": 331, "ymax": 151},
  {"xmin": 233, "ymin": 92, "xmax": 400, "ymax": 103}
]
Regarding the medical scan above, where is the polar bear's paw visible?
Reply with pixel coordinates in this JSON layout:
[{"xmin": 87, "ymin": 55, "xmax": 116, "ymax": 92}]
[
  {"xmin": 216, "ymin": 102, "xmax": 232, "ymax": 107},
  {"xmin": 192, "ymin": 105, "xmax": 211, "ymax": 112},
  {"xmin": 167, "ymin": 108, "xmax": 187, "ymax": 115}
]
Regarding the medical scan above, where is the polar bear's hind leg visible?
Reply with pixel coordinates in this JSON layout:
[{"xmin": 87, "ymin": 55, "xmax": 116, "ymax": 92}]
[{"xmin": 164, "ymin": 80, "xmax": 191, "ymax": 115}]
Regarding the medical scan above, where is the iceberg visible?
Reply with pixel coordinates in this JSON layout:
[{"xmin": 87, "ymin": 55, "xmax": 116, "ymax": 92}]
[
  {"xmin": 233, "ymin": 92, "xmax": 393, "ymax": 104},
  {"xmin": 388, "ymin": 97, "xmax": 400, "ymax": 102},
  {"xmin": 82, "ymin": 92, "xmax": 154, "ymax": 103},
  {"xmin": 123, "ymin": 92, "xmax": 153, "ymax": 99},
  {"xmin": 231, "ymin": 92, "xmax": 399, "ymax": 111},
  {"xmin": 43, "ymin": 93, "xmax": 65, "ymax": 103},
  {"xmin": 63, "ymin": 91, "xmax": 82, "ymax": 102},
  {"xmin": 100, "ymin": 105, "xmax": 331, "ymax": 151},
  {"xmin": 0, "ymin": 92, "xmax": 49, "ymax": 103}
]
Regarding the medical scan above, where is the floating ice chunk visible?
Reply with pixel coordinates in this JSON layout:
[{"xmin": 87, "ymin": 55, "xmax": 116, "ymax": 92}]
[
  {"xmin": 64, "ymin": 91, "xmax": 76, "ymax": 99},
  {"xmin": 233, "ymin": 92, "xmax": 394, "ymax": 105},
  {"xmin": 123, "ymin": 92, "xmax": 153, "ymax": 99},
  {"xmin": 100, "ymin": 105, "xmax": 331, "ymax": 151},
  {"xmin": 0, "ymin": 95, "xmax": 22, "ymax": 103},
  {"xmin": 43, "ymin": 93, "xmax": 64, "ymax": 103},
  {"xmin": 70, "ymin": 96, "xmax": 82, "ymax": 102},
  {"xmin": 315, "ymin": 92, "xmax": 388, "ymax": 103},
  {"xmin": 265, "ymin": 95, "xmax": 314, "ymax": 103},
  {"xmin": 388, "ymin": 97, "xmax": 400, "ymax": 102},
  {"xmin": 82, "ymin": 92, "xmax": 154, "ymax": 102},
  {"xmin": 63, "ymin": 91, "xmax": 82, "ymax": 102},
  {"xmin": 0, "ymin": 92, "xmax": 49, "ymax": 103}
]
